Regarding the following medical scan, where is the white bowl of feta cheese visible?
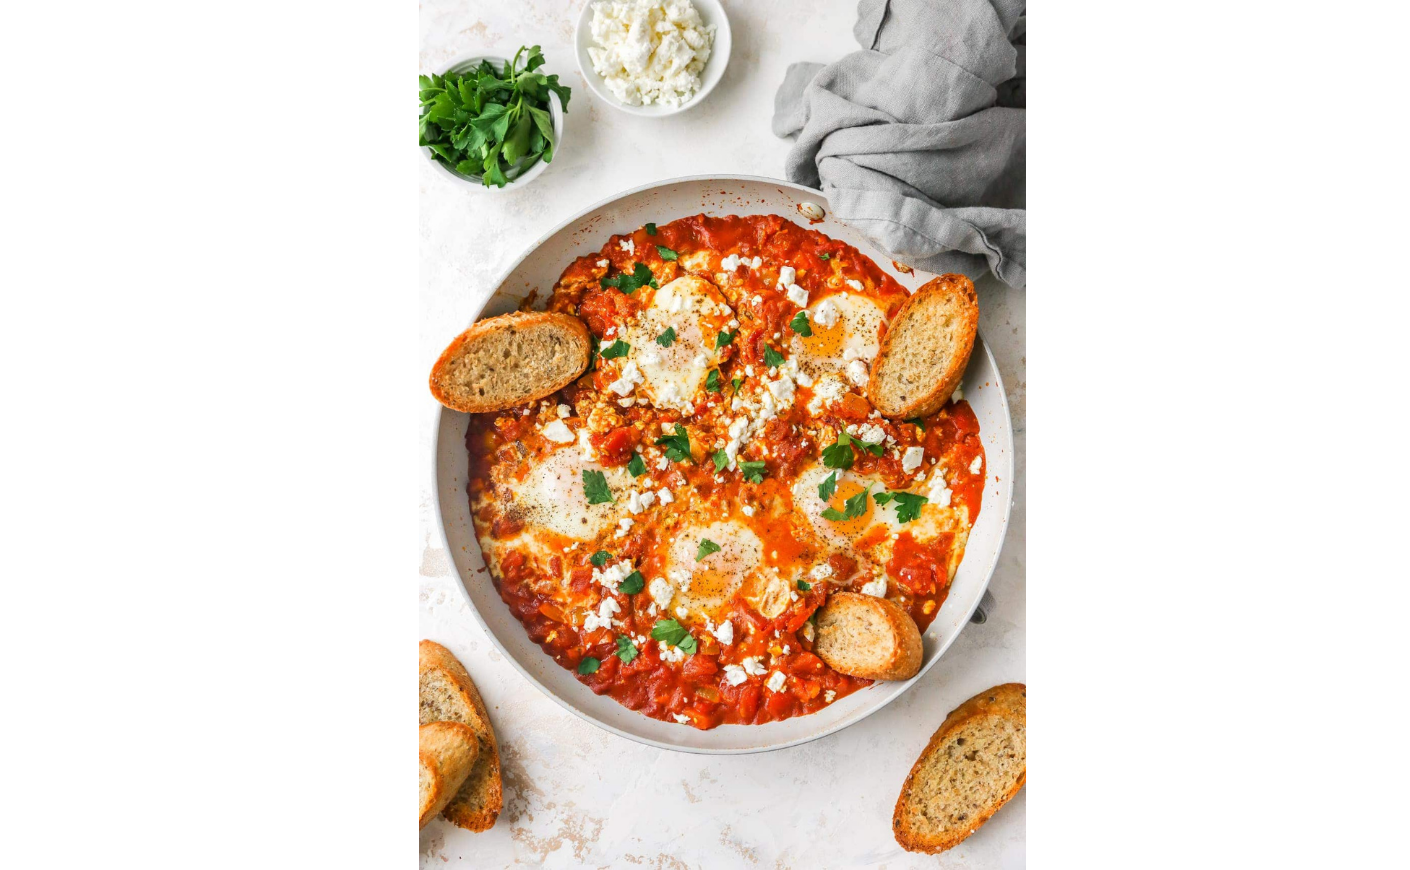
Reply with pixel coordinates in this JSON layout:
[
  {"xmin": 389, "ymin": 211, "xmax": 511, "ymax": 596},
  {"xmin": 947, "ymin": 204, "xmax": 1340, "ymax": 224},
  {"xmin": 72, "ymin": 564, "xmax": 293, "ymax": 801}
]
[{"xmin": 576, "ymin": 0, "xmax": 731, "ymax": 117}]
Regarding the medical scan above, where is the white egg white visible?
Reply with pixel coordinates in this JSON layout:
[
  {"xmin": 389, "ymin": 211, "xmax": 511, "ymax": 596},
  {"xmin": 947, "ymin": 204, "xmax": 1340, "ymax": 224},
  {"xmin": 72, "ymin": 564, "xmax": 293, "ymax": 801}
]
[{"xmin": 627, "ymin": 276, "xmax": 734, "ymax": 413}]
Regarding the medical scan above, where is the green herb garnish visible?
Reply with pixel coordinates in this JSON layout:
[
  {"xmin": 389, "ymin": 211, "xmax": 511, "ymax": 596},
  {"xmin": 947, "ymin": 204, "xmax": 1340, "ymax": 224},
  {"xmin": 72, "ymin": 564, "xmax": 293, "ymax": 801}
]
[
  {"xmin": 656, "ymin": 245, "xmax": 678, "ymax": 261},
  {"xmin": 906, "ymin": 416, "xmax": 926, "ymax": 431},
  {"xmin": 797, "ymin": 580, "xmax": 812, "ymax": 591},
  {"xmin": 821, "ymin": 432, "xmax": 855, "ymax": 470},
  {"xmin": 651, "ymin": 619, "xmax": 697, "ymax": 654},
  {"xmin": 599, "ymin": 339, "xmax": 630, "ymax": 359},
  {"xmin": 732, "ymin": 377, "xmax": 743, "ymax": 394},
  {"xmin": 788, "ymin": 311, "xmax": 812, "ymax": 336},
  {"xmin": 418, "ymin": 46, "xmax": 572, "ymax": 189},
  {"xmin": 712, "ymin": 449, "xmax": 729, "ymax": 472},
  {"xmin": 859, "ymin": 440, "xmax": 885, "ymax": 457},
  {"xmin": 705, "ymin": 369, "xmax": 722, "ymax": 393},
  {"xmin": 875, "ymin": 491, "xmax": 928, "ymax": 523},
  {"xmin": 600, "ymin": 262, "xmax": 657, "ymax": 294},
  {"xmin": 645, "ymin": 223, "xmax": 657, "ymax": 235},
  {"xmin": 696, "ymin": 538, "xmax": 721, "ymax": 561},
  {"xmin": 618, "ymin": 570, "xmax": 645, "ymax": 594},
  {"xmin": 715, "ymin": 330, "xmax": 736, "ymax": 349},
  {"xmin": 819, "ymin": 252, "xmax": 830, "ymax": 260},
  {"xmin": 763, "ymin": 346, "xmax": 785, "ymax": 368},
  {"xmin": 582, "ymin": 469, "xmax": 613, "ymax": 504},
  {"xmin": 818, "ymin": 470, "xmax": 838, "ymax": 501},
  {"xmin": 739, "ymin": 460, "xmax": 766, "ymax": 484},
  {"xmin": 656, "ymin": 326, "xmax": 677, "ymax": 347},
  {"xmin": 578, "ymin": 657, "xmax": 600, "ymax": 674},
  {"xmin": 821, "ymin": 485, "xmax": 871, "ymax": 521},
  {"xmin": 615, "ymin": 635, "xmax": 639, "ymax": 663},
  {"xmin": 627, "ymin": 452, "xmax": 647, "ymax": 477},
  {"xmin": 655, "ymin": 424, "xmax": 691, "ymax": 463},
  {"xmin": 590, "ymin": 550, "xmax": 610, "ymax": 567}
]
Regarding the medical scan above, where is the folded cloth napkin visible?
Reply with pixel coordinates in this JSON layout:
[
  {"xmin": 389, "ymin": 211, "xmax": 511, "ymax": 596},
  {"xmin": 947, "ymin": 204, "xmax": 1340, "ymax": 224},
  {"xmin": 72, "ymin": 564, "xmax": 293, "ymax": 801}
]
[{"xmin": 773, "ymin": 0, "xmax": 1026, "ymax": 289}]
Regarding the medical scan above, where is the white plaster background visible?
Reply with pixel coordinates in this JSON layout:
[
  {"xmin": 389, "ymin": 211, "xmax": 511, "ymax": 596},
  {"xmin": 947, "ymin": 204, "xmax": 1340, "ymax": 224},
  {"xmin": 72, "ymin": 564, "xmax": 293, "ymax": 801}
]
[{"xmin": 419, "ymin": 2, "xmax": 1026, "ymax": 866}]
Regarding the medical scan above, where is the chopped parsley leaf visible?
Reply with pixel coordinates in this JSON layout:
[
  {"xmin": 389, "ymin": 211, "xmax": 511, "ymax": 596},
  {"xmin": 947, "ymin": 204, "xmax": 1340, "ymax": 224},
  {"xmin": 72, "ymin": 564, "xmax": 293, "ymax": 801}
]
[
  {"xmin": 705, "ymin": 369, "xmax": 722, "ymax": 393},
  {"xmin": 615, "ymin": 635, "xmax": 639, "ymax": 663},
  {"xmin": 582, "ymin": 469, "xmax": 613, "ymax": 504},
  {"xmin": 732, "ymin": 376, "xmax": 743, "ymax": 394},
  {"xmin": 788, "ymin": 310, "xmax": 812, "ymax": 336},
  {"xmin": 821, "ymin": 432, "xmax": 855, "ymax": 470},
  {"xmin": 655, "ymin": 244, "xmax": 678, "ymax": 261},
  {"xmin": 819, "ymin": 252, "xmax": 830, "ymax": 260},
  {"xmin": 879, "ymin": 491, "xmax": 928, "ymax": 523},
  {"xmin": 600, "ymin": 262, "xmax": 657, "ymax": 294},
  {"xmin": 715, "ymin": 329, "xmax": 736, "ymax": 349},
  {"xmin": 627, "ymin": 452, "xmax": 647, "ymax": 476},
  {"xmin": 696, "ymin": 538, "xmax": 722, "ymax": 561},
  {"xmin": 821, "ymin": 485, "xmax": 871, "ymax": 522},
  {"xmin": 590, "ymin": 550, "xmax": 610, "ymax": 567},
  {"xmin": 763, "ymin": 346, "xmax": 785, "ymax": 368},
  {"xmin": 654, "ymin": 424, "xmax": 691, "ymax": 463},
  {"xmin": 644, "ymin": 222, "xmax": 657, "ymax": 235},
  {"xmin": 797, "ymin": 580, "xmax": 812, "ymax": 591},
  {"xmin": 906, "ymin": 416, "xmax": 926, "ymax": 432},
  {"xmin": 739, "ymin": 460, "xmax": 766, "ymax": 484},
  {"xmin": 599, "ymin": 339, "xmax": 630, "ymax": 359},
  {"xmin": 577, "ymin": 657, "xmax": 600, "ymax": 675},
  {"xmin": 712, "ymin": 449, "xmax": 729, "ymax": 472},
  {"xmin": 651, "ymin": 618, "xmax": 697, "ymax": 654},
  {"xmin": 818, "ymin": 470, "xmax": 838, "ymax": 501},
  {"xmin": 656, "ymin": 326, "xmax": 677, "ymax": 347},
  {"xmin": 618, "ymin": 570, "xmax": 645, "ymax": 594}
]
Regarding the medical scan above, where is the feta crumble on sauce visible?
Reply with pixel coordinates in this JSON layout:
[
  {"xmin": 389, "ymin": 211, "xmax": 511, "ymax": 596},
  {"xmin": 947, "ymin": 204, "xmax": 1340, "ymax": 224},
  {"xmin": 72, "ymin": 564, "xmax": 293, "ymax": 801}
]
[{"xmin": 465, "ymin": 215, "xmax": 985, "ymax": 729}]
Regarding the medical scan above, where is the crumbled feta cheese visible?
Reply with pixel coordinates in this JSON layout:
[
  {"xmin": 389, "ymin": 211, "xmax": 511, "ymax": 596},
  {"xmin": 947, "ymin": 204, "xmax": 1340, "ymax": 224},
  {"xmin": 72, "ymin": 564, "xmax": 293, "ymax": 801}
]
[
  {"xmin": 724, "ymin": 664, "xmax": 748, "ymax": 685},
  {"xmin": 712, "ymin": 620, "xmax": 734, "ymax": 645},
  {"xmin": 749, "ymin": 257, "xmax": 762, "ymax": 269},
  {"xmin": 845, "ymin": 279, "xmax": 864, "ymax": 291},
  {"xmin": 648, "ymin": 577, "xmax": 673, "ymax": 608},
  {"xmin": 586, "ymin": 0, "xmax": 716, "ymax": 107},
  {"xmin": 809, "ymin": 563, "xmax": 834, "ymax": 580},
  {"xmin": 765, "ymin": 671, "xmax": 787, "ymax": 692},
  {"xmin": 811, "ymin": 298, "xmax": 840, "ymax": 328},
  {"xmin": 673, "ymin": 713, "xmax": 691, "ymax": 724},
  {"xmin": 659, "ymin": 643, "xmax": 685, "ymax": 663},
  {"xmin": 845, "ymin": 359, "xmax": 870, "ymax": 387},
  {"xmin": 786, "ymin": 283, "xmax": 809, "ymax": 307},
  {"xmin": 615, "ymin": 517, "xmax": 635, "ymax": 538},
  {"xmin": 674, "ymin": 605, "xmax": 688, "ymax": 619},
  {"xmin": 608, "ymin": 360, "xmax": 643, "ymax": 396},
  {"xmin": 856, "ymin": 423, "xmax": 885, "ymax": 445},
  {"xmin": 594, "ymin": 560, "xmax": 634, "ymax": 590},
  {"xmin": 903, "ymin": 446, "xmax": 926, "ymax": 473},
  {"xmin": 583, "ymin": 596, "xmax": 621, "ymax": 631},
  {"xmin": 741, "ymin": 656, "xmax": 766, "ymax": 676},
  {"xmin": 626, "ymin": 489, "xmax": 656, "ymax": 514},
  {"xmin": 656, "ymin": 455, "xmax": 669, "ymax": 471},
  {"xmin": 927, "ymin": 470, "xmax": 953, "ymax": 507},
  {"xmin": 970, "ymin": 455, "xmax": 983, "ymax": 475},
  {"xmin": 777, "ymin": 266, "xmax": 796, "ymax": 288},
  {"xmin": 656, "ymin": 487, "xmax": 674, "ymax": 505},
  {"xmin": 741, "ymin": 504, "xmax": 755, "ymax": 517},
  {"xmin": 597, "ymin": 259, "xmax": 610, "ymax": 268},
  {"xmin": 860, "ymin": 576, "xmax": 888, "ymax": 597},
  {"xmin": 577, "ymin": 427, "xmax": 596, "ymax": 460},
  {"xmin": 620, "ymin": 238, "xmax": 635, "ymax": 255},
  {"xmin": 808, "ymin": 375, "xmax": 847, "ymax": 413},
  {"xmin": 824, "ymin": 689, "xmax": 837, "ymax": 703},
  {"xmin": 842, "ymin": 345, "xmax": 876, "ymax": 362},
  {"xmin": 720, "ymin": 253, "xmax": 741, "ymax": 271},
  {"xmin": 541, "ymin": 419, "xmax": 575, "ymax": 443},
  {"xmin": 556, "ymin": 404, "xmax": 572, "ymax": 418}
]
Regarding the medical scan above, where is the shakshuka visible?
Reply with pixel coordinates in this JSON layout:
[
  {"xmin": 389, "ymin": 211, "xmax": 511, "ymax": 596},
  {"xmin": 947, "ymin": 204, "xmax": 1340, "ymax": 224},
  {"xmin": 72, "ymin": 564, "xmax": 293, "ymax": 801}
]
[{"xmin": 465, "ymin": 215, "xmax": 984, "ymax": 729}]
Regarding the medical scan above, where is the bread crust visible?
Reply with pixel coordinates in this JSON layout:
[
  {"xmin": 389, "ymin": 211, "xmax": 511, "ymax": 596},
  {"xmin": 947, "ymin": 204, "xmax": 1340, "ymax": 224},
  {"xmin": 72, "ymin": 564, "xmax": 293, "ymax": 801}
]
[
  {"xmin": 814, "ymin": 591, "xmax": 924, "ymax": 681},
  {"xmin": 893, "ymin": 683, "xmax": 1026, "ymax": 853},
  {"xmin": 867, "ymin": 274, "xmax": 979, "ymax": 419},
  {"xmin": 419, "ymin": 640, "xmax": 503, "ymax": 831},
  {"xmin": 419, "ymin": 721, "xmax": 480, "ymax": 829},
  {"xmin": 429, "ymin": 311, "xmax": 591, "ymax": 413}
]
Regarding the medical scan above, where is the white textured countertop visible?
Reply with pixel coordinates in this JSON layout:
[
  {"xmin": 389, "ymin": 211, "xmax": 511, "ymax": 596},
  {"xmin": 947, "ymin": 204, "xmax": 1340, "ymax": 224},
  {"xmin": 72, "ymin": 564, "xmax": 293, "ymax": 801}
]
[{"xmin": 419, "ymin": 2, "xmax": 1026, "ymax": 866}]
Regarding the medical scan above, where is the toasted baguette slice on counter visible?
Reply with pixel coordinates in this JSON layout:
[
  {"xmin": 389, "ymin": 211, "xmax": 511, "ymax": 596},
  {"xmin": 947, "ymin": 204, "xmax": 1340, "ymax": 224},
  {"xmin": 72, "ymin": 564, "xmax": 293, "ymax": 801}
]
[
  {"xmin": 419, "ymin": 640, "xmax": 503, "ymax": 832},
  {"xmin": 813, "ymin": 591, "xmax": 923, "ymax": 681},
  {"xmin": 419, "ymin": 721, "xmax": 480, "ymax": 829},
  {"xmin": 893, "ymin": 683, "xmax": 1026, "ymax": 853},
  {"xmin": 430, "ymin": 311, "xmax": 591, "ymax": 413},
  {"xmin": 867, "ymin": 274, "xmax": 979, "ymax": 419}
]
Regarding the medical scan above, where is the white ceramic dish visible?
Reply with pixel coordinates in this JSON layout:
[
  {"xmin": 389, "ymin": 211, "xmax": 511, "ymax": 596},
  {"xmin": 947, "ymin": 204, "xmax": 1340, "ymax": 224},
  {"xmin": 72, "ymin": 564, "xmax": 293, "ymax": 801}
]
[
  {"xmin": 421, "ymin": 53, "xmax": 566, "ymax": 192},
  {"xmin": 433, "ymin": 175, "xmax": 1014, "ymax": 754},
  {"xmin": 574, "ymin": 0, "xmax": 731, "ymax": 117}
]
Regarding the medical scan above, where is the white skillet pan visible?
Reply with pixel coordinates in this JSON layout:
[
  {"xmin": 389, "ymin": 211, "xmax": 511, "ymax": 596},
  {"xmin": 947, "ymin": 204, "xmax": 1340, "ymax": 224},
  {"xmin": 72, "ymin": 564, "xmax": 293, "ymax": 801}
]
[{"xmin": 433, "ymin": 175, "xmax": 1014, "ymax": 754}]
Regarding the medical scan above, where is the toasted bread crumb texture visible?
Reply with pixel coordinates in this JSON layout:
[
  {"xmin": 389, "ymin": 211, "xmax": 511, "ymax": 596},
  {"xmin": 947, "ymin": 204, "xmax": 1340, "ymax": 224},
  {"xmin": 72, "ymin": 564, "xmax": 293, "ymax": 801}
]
[
  {"xmin": 894, "ymin": 683, "xmax": 1026, "ymax": 853},
  {"xmin": 419, "ymin": 641, "xmax": 503, "ymax": 832},
  {"xmin": 869, "ymin": 275, "xmax": 978, "ymax": 419},
  {"xmin": 814, "ymin": 592, "xmax": 922, "ymax": 681},
  {"xmin": 430, "ymin": 312, "xmax": 589, "ymax": 413}
]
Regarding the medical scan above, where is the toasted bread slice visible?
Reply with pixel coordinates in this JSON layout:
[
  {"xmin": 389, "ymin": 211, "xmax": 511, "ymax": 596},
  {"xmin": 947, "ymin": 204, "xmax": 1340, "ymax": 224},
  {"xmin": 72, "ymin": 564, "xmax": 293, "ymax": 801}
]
[
  {"xmin": 893, "ymin": 683, "xmax": 1026, "ymax": 853},
  {"xmin": 419, "ymin": 640, "xmax": 503, "ymax": 832},
  {"xmin": 867, "ymin": 274, "xmax": 979, "ymax": 419},
  {"xmin": 813, "ymin": 591, "xmax": 923, "ymax": 681},
  {"xmin": 430, "ymin": 311, "xmax": 591, "ymax": 413},
  {"xmin": 419, "ymin": 721, "xmax": 480, "ymax": 829}
]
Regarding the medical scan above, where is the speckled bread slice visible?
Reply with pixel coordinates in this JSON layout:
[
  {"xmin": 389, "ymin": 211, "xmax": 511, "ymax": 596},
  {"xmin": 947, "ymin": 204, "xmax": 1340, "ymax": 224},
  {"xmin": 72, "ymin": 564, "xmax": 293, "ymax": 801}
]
[
  {"xmin": 867, "ymin": 274, "xmax": 979, "ymax": 419},
  {"xmin": 429, "ymin": 311, "xmax": 591, "ymax": 413},
  {"xmin": 419, "ymin": 721, "xmax": 480, "ymax": 829},
  {"xmin": 813, "ymin": 591, "xmax": 923, "ymax": 681},
  {"xmin": 419, "ymin": 640, "xmax": 502, "ymax": 832},
  {"xmin": 893, "ymin": 683, "xmax": 1026, "ymax": 854}
]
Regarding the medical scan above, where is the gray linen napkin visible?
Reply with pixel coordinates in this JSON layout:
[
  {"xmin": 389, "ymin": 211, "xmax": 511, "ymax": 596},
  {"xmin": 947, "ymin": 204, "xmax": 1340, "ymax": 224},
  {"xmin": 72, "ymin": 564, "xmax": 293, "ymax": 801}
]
[{"xmin": 773, "ymin": 0, "xmax": 1026, "ymax": 289}]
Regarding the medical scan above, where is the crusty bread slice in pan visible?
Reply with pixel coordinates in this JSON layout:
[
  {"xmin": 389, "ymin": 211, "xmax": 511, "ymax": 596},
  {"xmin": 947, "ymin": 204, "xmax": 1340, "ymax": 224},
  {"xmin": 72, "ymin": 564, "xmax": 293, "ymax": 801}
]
[
  {"xmin": 419, "ymin": 721, "xmax": 480, "ymax": 829},
  {"xmin": 419, "ymin": 640, "xmax": 502, "ymax": 832},
  {"xmin": 429, "ymin": 311, "xmax": 591, "ymax": 413},
  {"xmin": 813, "ymin": 591, "xmax": 923, "ymax": 681},
  {"xmin": 867, "ymin": 274, "xmax": 979, "ymax": 419},
  {"xmin": 893, "ymin": 683, "xmax": 1026, "ymax": 853}
]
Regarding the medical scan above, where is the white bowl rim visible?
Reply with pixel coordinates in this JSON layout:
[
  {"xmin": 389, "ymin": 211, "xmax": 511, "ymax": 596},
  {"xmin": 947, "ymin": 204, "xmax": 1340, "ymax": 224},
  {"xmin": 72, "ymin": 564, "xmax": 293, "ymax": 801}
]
[
  {"xmin": 574, "ymin": 0, "xmax": 732, "ymax": 117},
  {"xmin": 430, "ymin": 173, "xmax": 1015, "ymax": 754},
  {"xmin": 421, "ymin": 52, "xmax": 566, "ymax": 192}
]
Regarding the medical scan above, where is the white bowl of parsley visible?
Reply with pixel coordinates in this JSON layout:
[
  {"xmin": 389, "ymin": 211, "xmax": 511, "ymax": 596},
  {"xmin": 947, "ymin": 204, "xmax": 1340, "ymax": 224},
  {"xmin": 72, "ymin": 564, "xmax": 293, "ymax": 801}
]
[{"xmin": 420, "ymin": 47, "xmax": 570, "ymax": 191}]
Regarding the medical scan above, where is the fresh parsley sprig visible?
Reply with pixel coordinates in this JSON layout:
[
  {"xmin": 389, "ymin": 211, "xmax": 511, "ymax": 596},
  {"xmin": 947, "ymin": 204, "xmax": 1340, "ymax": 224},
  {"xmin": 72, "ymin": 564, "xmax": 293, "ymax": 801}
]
[
  {"xmin": 655, "ymin": 424, "xmax": 691, "ymax": 463},
  {"xmin": 651, "ymin": 618, "xmax": 697, "ymax": 654},
  {"xmin": 418, "ymin": 46, "xmax": 572, "ymax": 188},
  {"xmin": 821, "ymin": 485, "xmax": 871, "ymax": 521},
  {"xmin": 874, "ymin": 491, "xmax": 929, "ymax": 523}
]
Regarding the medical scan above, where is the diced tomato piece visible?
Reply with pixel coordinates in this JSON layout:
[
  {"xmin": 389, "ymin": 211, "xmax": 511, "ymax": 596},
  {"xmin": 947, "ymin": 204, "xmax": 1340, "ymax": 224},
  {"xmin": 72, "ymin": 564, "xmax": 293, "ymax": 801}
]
[
  {"xmin": 591, "ymin": 426, "xmax": 639, "ymax": 467},
  {"xmin": 737, "ymin": 684, "xmax": 761, "ymax": 721},
  {"xmin": 791, "ymin": 651, "xmax": 826, "ymax": 675},
  {"xmin": 682, "ymin": 654, "xmax": 718, "ymax": 680},
  {"xmin": 577, "ymin": 287, "xmax": 639, "ymax": 336}
]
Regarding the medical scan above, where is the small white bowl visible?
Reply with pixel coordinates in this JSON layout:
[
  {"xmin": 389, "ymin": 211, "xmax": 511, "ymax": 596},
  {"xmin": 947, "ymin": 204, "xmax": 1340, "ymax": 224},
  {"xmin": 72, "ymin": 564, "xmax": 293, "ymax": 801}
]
[
  {"xmin": 575, "ymin": 0, "xmax": 731, "ymax": 117},
  {"xmin": 421, "ymin": 53, "xmax": 567, "ymax": 192}
]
